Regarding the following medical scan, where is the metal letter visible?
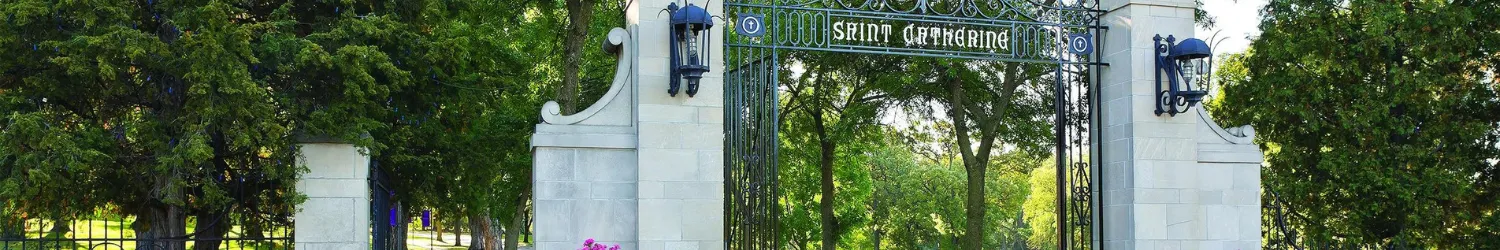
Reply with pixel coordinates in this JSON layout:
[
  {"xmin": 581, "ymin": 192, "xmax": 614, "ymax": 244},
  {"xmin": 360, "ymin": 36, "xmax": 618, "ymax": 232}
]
[
  {"xmin": 972, "ymin": 29, "xmax": 984, "ymax": 48},
  {"xmin": 903, "ymin": 25, "xmax": 915, "ymax": 46},
  {"xmin": 882, "ymin": 24, "xmax": 893, "ymax": 43},
  {"xmin": 832, "ymin": 22, "xmax": 844, "ymax": 40}
]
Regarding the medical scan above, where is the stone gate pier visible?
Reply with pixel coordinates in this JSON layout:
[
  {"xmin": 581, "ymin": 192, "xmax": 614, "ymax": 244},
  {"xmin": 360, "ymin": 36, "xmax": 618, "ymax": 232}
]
[
  {"xmin": 528, "ymin": 0, "xmax": 727, "ymax": 249},
  {"xmin": 1097, "ymin": 0, "xmax": 1265, "ymax": 248}
]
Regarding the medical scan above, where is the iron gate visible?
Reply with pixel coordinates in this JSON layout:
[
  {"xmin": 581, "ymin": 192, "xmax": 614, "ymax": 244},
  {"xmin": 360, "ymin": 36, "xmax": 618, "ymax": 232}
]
[
  {"xmin": 370, "ymin": 160, "xmax": 400, "ymax": 250},
  {"xmin": 722, "ymin": 0, "xmax": 1104, "ymax": 249}
]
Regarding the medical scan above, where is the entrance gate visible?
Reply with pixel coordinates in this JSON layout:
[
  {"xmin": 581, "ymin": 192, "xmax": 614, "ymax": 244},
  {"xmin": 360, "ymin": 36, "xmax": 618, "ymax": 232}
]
[{"xmin": 721, "ymin": 0, "xmax": 1105, "ymax": 248}]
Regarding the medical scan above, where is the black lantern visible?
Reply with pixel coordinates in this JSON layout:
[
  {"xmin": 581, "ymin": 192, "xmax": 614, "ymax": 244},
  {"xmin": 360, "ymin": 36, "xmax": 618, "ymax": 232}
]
[
  {"xmin": 1152, "ymin": 35, "xmax": 1212, "ymax": 116},
  {"xmin": 668, "ymin": 2, "xmax": 714, "ymax": 97}
]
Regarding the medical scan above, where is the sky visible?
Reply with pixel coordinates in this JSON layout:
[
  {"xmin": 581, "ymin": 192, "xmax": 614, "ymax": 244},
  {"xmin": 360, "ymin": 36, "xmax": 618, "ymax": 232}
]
[{"xmin": 1195, "ymin": 0, "xmax": 1268, "ymax": 55}]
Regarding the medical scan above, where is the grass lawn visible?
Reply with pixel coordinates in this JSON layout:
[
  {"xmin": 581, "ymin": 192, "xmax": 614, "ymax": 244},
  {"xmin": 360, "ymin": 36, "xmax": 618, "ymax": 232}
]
[
  {"xmin": 4, "ymin": 219, "xmax": 291, "ymax": 250},
  {"xmin": 401, "ymin": 228, "xmax": 531, "ymax": 250},
  {"xmin": 5, "ymin": 219, "xmax": 529, "ymax": 250}
]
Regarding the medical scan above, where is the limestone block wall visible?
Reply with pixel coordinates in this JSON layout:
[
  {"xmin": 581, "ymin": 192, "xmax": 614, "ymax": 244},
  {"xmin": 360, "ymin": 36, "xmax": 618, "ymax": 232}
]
[
  {"xmin": 531, "ymin": 0, "xmax": 727, "ymax": 245},
  {"xmin": 294, "ymin": 142, "xmax": 372, "ymax": 250},
  {"xmin": 531, "ymin": 24, "xmax": 645, "ymax": 249},
  {"xmin": 1192, "ymin": 109, "xmax": 1263, "ymax": 249},
  {"xmin": 1099, "ymin": 0, "xmax": 1265, "ymax": 249},
  {"xmin": 632, "ymin": 0, "xmax": 727, "ymax": 249},
  {"xmin": 532, "ymin": 132, "xmax": 640, "ymax": 250}
]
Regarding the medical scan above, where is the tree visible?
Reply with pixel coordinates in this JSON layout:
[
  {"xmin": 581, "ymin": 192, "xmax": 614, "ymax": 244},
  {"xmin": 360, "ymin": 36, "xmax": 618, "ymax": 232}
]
[
  {"xmin": 777, "ymin": 52, "xmax": 897, "ymax": 250},
  {"xmin": 883, "ymin": 58, "xmax": 1053, "ymax": 249},
  {"xmin": 1211, "ymin": 0, "xmax": 1500, "ymax": 247},
  {"xmin": 364, "ymin": 0, "xmax": 621, "ymax": 249},
  {"xmin": 0, "ymin": 1, "xmax": 513, "ymax": 249},
  {"xmin": 1022, "ymin": 165, "xmax": 1057, "ymax": 250},
  {"xmin": 559, "ymin": 0, "xmax": 596, "ymax": 115}
]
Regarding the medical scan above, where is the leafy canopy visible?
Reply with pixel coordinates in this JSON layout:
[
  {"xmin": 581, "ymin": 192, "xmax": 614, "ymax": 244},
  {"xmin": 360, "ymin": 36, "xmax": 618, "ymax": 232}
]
[{"xmin": 1211, "ymin": 0, "xmax": 1500, "ymax": 247}]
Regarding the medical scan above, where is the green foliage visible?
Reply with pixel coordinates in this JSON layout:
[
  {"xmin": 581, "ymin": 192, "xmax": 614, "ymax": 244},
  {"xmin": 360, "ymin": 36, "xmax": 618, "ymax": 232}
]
[
  {"xmin": 1022, "ymin": 166, "xmax": 1055, "ymax": 250},
  {"xmin": 777, "ymin": 52, "xmax": 892, "ymax": 249},
  {"xmin": 1212, "ymin": 0, "xmax": 1500, "ymax": 247},
  {"xmin": 0, "ymin": 0, "xmax": 367, "ymax": 238},
  {"xmin": 862, "ymin": 139, "xmax": 967, "ymax": 249},
  {"xmin": 0, "ymin": 0, "xmax": 625, "ymax": 242}
]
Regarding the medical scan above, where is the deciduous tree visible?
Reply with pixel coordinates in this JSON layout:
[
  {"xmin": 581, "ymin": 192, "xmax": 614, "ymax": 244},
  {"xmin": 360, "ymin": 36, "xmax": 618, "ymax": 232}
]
[{"xmin": 1211, "ymin": 0, "xmax": 1500, "ymax": 247}]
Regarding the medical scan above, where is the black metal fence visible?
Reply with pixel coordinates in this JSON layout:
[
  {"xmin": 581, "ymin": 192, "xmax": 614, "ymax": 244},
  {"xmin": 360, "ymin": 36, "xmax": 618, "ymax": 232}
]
[
  {"xmin": 370, "ymin": 161, "xmax": 408, "ymax": 250},
  {"xmin": 1262, "ymin": 189, "xmax": 1419, "ymax": 250},
  {"xmin": 0, "ymin": 210, "xmax": 293, "ymax": 250},
  {"xmin": 0, "ymin": 164, "xmax": 296, "ymax": 250},
  {"xmin": 722, "ymin": 40, "xmax": 781, "ymax": 250}
]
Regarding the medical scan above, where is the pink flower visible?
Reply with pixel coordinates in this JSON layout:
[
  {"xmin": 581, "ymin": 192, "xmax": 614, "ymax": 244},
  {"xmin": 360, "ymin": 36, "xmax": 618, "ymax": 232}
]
[{"xmin": 580, "ymin": 238, "xmax": 619, "ymax": 250}]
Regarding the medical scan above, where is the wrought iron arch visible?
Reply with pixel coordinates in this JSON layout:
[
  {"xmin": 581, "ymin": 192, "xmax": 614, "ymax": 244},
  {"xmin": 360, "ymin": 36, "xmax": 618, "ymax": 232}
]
[{"xmin": 721, "ymin": 0, "xmax": 1105, "ymax": 249}]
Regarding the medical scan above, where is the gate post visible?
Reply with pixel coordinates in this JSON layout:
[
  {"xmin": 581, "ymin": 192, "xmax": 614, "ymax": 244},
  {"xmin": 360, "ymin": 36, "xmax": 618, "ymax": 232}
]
[
  {"xmin": 631, "ymin": 0, "xmax": 726, "ymax": 249},
  {"xmin": 293, "ymin": 135, "xmax": 372, "ymax": 250},
  {"xmin": 1099, "ymin": 0, "xmax": 1265, "ymax": 249}
]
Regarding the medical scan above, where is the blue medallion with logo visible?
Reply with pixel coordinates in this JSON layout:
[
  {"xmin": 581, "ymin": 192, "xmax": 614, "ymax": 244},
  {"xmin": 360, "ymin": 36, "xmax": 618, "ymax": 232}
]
[
  {"xmin": 736, "ymin": 14, "xmax": 766, "ymax": 38},
  {"xmin": 1068, "ymin": 33, "xmax": 1093, "ymax": 55}
]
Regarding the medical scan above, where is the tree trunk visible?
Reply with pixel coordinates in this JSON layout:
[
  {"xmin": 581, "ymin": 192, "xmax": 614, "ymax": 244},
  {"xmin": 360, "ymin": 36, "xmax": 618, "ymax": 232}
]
[
  {"xmin": 504, "ymin": 189, "xmax": 530, "ymax": 250},
  {"xmin": 812, "ymin": 110, "xmax": 839, "ymax": 250},
  {"xmin": 395, "ymin": 202, "xmax": 409, "ymax": 249},
  {"xmin": 946, "ymin": 75, "xmax": 989, "ymax": 250},
  {"xmin": 523, "ymin": 212, "xmax": 531, "ymax": 242},
  {"xmin": 48, "ymin": 218, "xmax": 70, "ymax": 236},
  {"xmin": 467, "ymin": 212, "xmax": 499, "ymax": 250},
  {"xmin": 560, "ymin": 0, "xmax": 596, "ymax": 114},
  {"xmin": 436, "ymin": 209, "xmax": 446, "ymax": 243},
  {"xmin": 194, "ymin": 130, "xmax": 237, "ymax": 250},
  {"xmin": 467, "ymin": 214, "xmax": 481, "ymax": 249},
  {"xmin": 134, "ymin": 202, "xmax": 188, "ymax": 250},
  {"xmin": 191, "ymin": 209, "xmax": 230, "ymax": 250},
  {"xmin": 963, "ymin": 161, "xmax": 988, "ymax": 249},
  {"xmin": 947, "ymin": 63, "xmax": 1023, "ymax": 250},
  {"xmin": 498, "ymin": 217, "xmax": 510, "ymax": 249},
  {"xmin": 489, "ymin": 216, "xmax": 503, "ymax": 250},
  {"xmin": 454, "ymin": 216, "xmax": 464, "ymax": 247}
]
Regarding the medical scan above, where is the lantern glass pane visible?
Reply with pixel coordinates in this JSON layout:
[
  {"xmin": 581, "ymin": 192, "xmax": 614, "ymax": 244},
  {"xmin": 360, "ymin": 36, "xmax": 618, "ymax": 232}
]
[
  {"xmin": 1194, "ymin": 58, "xmax": 1211, "ymax": 91},
  {"xmin": 687, "ymin": 31, "xmax": 700, "ymax": 63},
  {"xmin": 1179, "ymin": 59, "xmax": 1196, "ymax": 90},
  {"xmin": 678, "ymin": 31, "xmax": 689, "ymax": 61}
]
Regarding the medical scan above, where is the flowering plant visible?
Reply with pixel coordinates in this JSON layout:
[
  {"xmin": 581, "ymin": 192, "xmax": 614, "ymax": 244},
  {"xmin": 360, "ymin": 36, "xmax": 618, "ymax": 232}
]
[{"xmin": 579, "ymin": 238, "xmax": 621, "ymax": 250}]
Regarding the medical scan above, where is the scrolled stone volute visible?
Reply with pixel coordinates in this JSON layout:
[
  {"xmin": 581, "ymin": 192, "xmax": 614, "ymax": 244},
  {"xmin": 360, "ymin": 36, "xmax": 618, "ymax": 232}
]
[{"xmin": 540, "ymin": 27, "xmax": 635, "ymax": 126}]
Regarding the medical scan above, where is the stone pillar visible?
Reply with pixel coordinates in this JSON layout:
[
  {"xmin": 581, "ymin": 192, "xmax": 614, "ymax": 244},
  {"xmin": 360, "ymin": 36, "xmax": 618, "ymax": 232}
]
[
  {"xmin": 1098, "ymin": 0, "xmax": 1263, "ymax": 249},
  {"xmin": 632, "ymin": 0, "xmax": 726, "ymax": 249},
  {"xmin": 294, "ymin": 140, "xmax": 371, "ymax": 250},
  {"xmin": 530, "ymin": 26, "xmax": 641, "ymax": 249},
  {"xmin": 532, "ymin": 126, "xmax": 639, "ymax": 250},
  {"xmin": 529, "ymin": 0, "xmax": 725, "ymax": 247}
]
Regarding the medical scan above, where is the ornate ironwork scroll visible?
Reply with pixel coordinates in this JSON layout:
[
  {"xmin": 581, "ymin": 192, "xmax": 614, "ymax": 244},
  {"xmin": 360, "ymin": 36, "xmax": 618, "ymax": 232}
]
[
  {"xmin": 1263, "ymin": 190, "xmax": 1304, "ymax": 250},
  {"xmin": 724, "ymin": 45, "xmax": 782, "ymax": 250},
  {"xmin": 1058, "ymin": 44, "xmax": 1098, "ymax": 249}
]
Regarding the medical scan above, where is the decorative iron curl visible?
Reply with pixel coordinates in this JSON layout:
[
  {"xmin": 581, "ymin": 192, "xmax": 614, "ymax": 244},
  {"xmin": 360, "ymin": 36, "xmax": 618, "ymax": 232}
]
[{"xmin": 767, "ymin": 0, "xmax": 1098, "ymax": 23}]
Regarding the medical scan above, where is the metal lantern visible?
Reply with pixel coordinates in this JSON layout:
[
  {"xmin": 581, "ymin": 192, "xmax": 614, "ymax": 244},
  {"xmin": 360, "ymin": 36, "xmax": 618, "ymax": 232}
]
[
  {"xmin": 1153, "ymin": 35, "xmax": 1212, "ymax": 116},
  {"xmin": 668, "ymin": 2, "xmax": 714, "ymax": 97}
]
